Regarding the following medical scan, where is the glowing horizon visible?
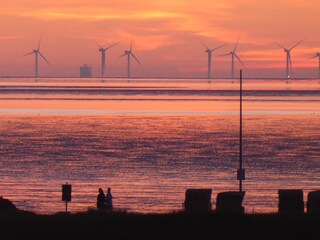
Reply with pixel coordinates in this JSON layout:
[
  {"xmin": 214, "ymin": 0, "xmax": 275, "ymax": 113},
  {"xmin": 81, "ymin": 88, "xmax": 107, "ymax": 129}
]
[{"xmin": 0, "ymin": 0, "xmax": 319, "ymax": 78}]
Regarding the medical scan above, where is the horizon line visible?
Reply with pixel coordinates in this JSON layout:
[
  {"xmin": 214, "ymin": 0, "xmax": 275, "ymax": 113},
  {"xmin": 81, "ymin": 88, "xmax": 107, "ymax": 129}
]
[{"xmin": 0, "ymin": 76, "xmax": 319, "ymax": 80}]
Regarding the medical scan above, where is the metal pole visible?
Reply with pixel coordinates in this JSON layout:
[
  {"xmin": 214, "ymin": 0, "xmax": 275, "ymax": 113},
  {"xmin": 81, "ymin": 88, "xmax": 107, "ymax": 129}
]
[
  {"xmin": 65, "ymin": 201, "xmax": 68, "ymax": 213},
  {"xmin": 239, "ymin": 69, "xmax": 243, "ymax": 192}
]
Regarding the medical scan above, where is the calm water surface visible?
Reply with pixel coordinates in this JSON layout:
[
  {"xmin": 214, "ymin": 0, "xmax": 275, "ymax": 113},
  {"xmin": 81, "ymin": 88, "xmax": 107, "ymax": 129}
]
[{"xmin": 0, "ymin": 78, "xmax": 319, "ymax": 213}]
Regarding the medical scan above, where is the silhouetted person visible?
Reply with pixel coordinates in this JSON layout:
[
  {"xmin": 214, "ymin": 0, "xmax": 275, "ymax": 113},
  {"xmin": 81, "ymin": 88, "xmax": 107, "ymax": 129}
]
[
  {"xmin": 106, "ymin": 187, "xmax": 113, "ymax": 210},
  {"xmin": 97, "ymin": 188, "xmax": 106, "ymax": 210}
]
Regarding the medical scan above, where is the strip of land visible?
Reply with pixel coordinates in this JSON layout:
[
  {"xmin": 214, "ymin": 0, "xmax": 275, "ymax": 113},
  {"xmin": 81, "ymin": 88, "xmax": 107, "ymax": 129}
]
[{"xmin": 1, "ymin": 210, "xmax": 320, "ymax": 240}]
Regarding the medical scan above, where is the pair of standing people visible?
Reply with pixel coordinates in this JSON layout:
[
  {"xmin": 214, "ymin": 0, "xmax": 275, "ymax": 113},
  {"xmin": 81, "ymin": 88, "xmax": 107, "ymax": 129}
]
[{"xmin": 97, "ymin": 187, "xmax": 113, "ymax": 210}]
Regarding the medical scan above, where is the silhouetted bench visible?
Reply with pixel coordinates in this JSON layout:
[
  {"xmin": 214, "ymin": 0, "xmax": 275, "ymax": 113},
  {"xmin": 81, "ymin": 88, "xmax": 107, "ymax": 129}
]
[
  {"xmin": 307, "ymin": 190, "xmax": 320, "ymax": 214},
  {"xmin": 184, "ymin": 189, "xmax": 212, "ymax": 213},
  {"xmin": 278, "ymin": 190, "xmax": 304, "ymax": 214},
  {"xmin": 216, "ymin": 191, "xmax": 245, "ymax": 214}
]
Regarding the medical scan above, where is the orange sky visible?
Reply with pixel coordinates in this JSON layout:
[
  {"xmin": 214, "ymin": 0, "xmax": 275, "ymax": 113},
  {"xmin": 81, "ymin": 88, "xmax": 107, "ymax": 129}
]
[{"xmin": 0, "ymin": 0, "xmax": 319, "ymax": 78}]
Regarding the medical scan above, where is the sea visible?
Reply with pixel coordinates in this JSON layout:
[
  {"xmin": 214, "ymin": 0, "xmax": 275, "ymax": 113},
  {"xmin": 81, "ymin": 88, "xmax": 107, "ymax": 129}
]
[{"xmin": 0, "ymin": 77, "xmax": 319, "ymax": 214}]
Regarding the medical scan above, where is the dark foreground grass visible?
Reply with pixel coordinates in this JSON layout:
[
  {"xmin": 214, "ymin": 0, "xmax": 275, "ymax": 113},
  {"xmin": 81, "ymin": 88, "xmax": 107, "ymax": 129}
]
[{"xmin": 1, "ymin": 210, "xmax": 320, "ymax": 240}]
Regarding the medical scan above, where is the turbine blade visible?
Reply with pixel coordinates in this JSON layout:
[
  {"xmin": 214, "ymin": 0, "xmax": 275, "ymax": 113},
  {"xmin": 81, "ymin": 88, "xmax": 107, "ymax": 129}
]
[
  {"xmin": 309, "ymin": 55, "xmax": 318, "ymax": 60},
  {"xmin": 119, "ymin": 53, "xmax": 127, "ymax": 58},
  {"xmin": 130, "ymin": 39, "xmax": 133, "ymax": 52},
  {"xmin": 95, "ymin": 41, "xmax": 103, "ymax": 49},
  {"xmin": 23, "ymin": 52, "xmax": 34, "ymax": 56},
  {"xmin": 235, "ymin": 54, "xmax": 246, "ymax": 68},
  {"xmin": 289, "ymin": 39, "xmax": 304, "ymax": 51},
  {"xmin": 39, "ymin": 51, "xmax": 50, "ymax": 65},
  {"xmin": 274, "ymin": 42, "xmax": 286, "ymax": 50},
  {"xmin": 37, "ymin": 35, "xmax": 42, "ymax": 50},
  {"xmin": 233, "ymin": 35, "xmax": 240, "ymax": 52},
  {"xmin": 218, "ymin": 53, "xmax": 231, "ymax": 57},
  {"xmin": 131, "ymin": 52, "xmax": 141, "ymax": 65},
  {"xmin": 199, "ymin": 40, "xmax": 210, "ymax": 50},
  {"xmin": 211, "ymin": 43, "xmax": 227, "ymax": 52},
  {"xmin": 105, "ymin": 42, "xmax": 120, "ymax": 51},
  {"xmin": 289, "ymin": 53, "xmax": 292, "ymax": 72}
]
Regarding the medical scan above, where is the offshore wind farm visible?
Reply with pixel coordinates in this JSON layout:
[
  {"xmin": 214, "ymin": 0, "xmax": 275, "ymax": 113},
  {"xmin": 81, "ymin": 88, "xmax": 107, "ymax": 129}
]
[{"xmin": 12, "ymin": 36, "xmax": 319, "ymax": 80}]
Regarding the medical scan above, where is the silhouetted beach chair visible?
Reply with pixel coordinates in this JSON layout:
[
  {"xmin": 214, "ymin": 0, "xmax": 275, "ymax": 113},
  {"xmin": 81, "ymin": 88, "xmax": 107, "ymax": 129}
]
[
  {"xmin": 278, "ymin": 190, "xmax": 304, "ymax": 214},
  {"xmin": 216, "ymin": 191, "xmax": 245, "ymax": 214},
  {"xmin": 184, "ymin": 189, "xmax": 212, "ymax": 213},
  {"xmin": 307, "ymin": 190, "xmax": 320, "ymax": 214}
]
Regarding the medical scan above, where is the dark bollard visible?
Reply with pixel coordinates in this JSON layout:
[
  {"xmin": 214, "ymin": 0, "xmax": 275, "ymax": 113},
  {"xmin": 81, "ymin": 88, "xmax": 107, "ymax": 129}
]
[
  {"xmin": 216, "ymin": 191, "xmax": 245, "ymax": 214},
  {"xmin": 184, "ymin": 189, "xmax": 212, "ymax": 213},
  {"xmin": 307, "ymin": 190, "xmax": 320, "ymax": 214},
  {"xmin": 278, "ymin": 190, "xmax": 304, "ymax": 214}
]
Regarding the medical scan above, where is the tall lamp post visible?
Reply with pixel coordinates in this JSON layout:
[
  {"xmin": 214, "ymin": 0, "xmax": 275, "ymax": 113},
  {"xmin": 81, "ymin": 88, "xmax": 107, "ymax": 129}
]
[{"xmin": 237, "ymin": 69, "xmax": 245, "ymax": 192}]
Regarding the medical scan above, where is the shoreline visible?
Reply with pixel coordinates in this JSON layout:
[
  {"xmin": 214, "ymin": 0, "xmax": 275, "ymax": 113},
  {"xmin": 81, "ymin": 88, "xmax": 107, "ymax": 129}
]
[{"xmin": 1, "ymin": 210, "xmax": 320, "ymax": 240}]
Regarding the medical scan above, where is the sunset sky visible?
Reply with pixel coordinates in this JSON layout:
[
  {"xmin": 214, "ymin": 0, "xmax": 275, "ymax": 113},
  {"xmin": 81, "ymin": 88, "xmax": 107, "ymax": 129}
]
[{"xmin": 0, "ymin": 0, "xmax": 319, "ymax": 78}]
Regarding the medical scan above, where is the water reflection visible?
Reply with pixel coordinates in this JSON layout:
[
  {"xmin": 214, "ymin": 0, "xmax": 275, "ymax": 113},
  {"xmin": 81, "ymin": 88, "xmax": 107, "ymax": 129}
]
[
  {"xmin": 0, "ymin": 115, "xmax": 319, "ymax": 213},
  {"xmin": 0, "ymin": 78, "xmax": 319, "ymax": 214}
]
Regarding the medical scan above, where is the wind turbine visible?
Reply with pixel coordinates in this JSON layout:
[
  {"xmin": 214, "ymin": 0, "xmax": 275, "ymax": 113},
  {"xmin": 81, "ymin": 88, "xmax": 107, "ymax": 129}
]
[
  {"xmin": 120, "ymin": 41, "xmax": 141, "ymax": 79},
  {"xmin": 274, "ymin": 40, "xmax": 304, "ymax": 79},
  {"xmin": 220, "ymin": 37, "xmax": 245, "ymax": 79},
  {"xmin": 309, "ymin": 52, "xmax": 320, "ymax": 79},
  {"xmin": 23, "ymin": 38, "xmax": 49, "ymax": 78},
  {"xmin": 200, "ymin": 40, "xmax": 226, "ymax": 80},
  {"xmin": 96, "ymin": 42, "xmax": 119, "ymax": 78}
]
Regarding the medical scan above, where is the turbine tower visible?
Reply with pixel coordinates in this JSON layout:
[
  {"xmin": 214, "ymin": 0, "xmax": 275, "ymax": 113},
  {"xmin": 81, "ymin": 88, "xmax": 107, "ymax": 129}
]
[
  {"xmin": 309, "ymin": 52, "xmax": 320, "ymax": 79},
  {"xmin": 120, "ymin": 41, "xmax": 141, "ymax": 79},
  {"xmin": 220, "ymin": 37, "xmax": 245, "ymax": 79},
  {"xmin": 275, "ymin": 40, "xmax": 304, "ymax": 79},
  {"xmin": 96, "ymin": 42, "xmax": 119, "ymax": 78},
  {"xmin": 24, "ymin": 38, "xmax": 49, "ymax": 78},
  {"xmin": 200, "ymin": 41, "xmax": 226, "ymax": 80}
]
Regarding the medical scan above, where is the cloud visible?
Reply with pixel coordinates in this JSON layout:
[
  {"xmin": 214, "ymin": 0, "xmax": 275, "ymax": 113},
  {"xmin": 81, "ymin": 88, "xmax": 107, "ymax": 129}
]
[
  {"xmin": 2, "ymin": 7, "xmax": 184, "ymax": 21},
  {"xmin": 0, "ymin": 35, "xmax": 25, "ymax": 40}
]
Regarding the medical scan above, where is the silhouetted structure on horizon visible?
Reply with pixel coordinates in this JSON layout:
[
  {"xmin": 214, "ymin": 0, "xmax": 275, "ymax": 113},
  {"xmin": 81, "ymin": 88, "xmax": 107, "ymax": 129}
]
[{"xmin": 80, "ymin": 64, "xmax": 92, "ymax": 78}]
